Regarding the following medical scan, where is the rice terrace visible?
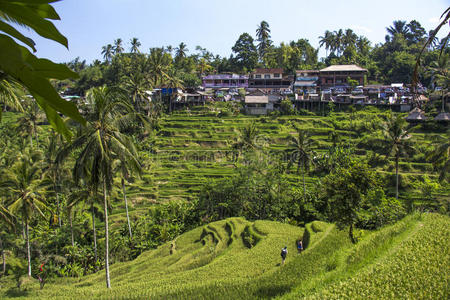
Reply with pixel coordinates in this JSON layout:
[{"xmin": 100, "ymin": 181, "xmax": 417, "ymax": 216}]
[{"xmin": 0, "ymin": 0, "xmax": 449, "ymax": 299}]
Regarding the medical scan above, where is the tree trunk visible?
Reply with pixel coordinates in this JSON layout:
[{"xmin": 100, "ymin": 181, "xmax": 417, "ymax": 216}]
[
  {"xmin": 92, "ymin": 203, "xmax": 98, "ymax": 271},
  {"xmin": 302, "ymin": 164, "xmax": 306, "ymax": 198},
  {"xmin": 55, "ymin": 177, "xmax": 61, "ymax": 227},
  {"xmin": 0, "ymin": 236, "xmax": 5, "ymax": 276},
  {"xmin": 395, "ymin": 155, "xmax": 399, "ymax": 199},
  {"xmin": 122, "ymin": 178, "xmax": 132, "ymax": 239},
  {"xmin": 103, "ymin": 179, "xmax": 111, "ymax": 289},
  {"xmin": 349, "ymin": 223, "xmax": 356, "ymax": 244},
  {"xmin": 25, "ymin": 220, "xmax": 31, "ymax": 277},
  {"xmin": 69, "ymin": 210, "xmax": 74, "ymax": 247}
]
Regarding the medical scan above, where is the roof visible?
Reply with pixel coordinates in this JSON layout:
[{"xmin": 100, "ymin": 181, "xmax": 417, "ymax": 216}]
[
  {"xmin": 320, "ymin": 64, "xmax": 367, "ymax": 72},
  {"xmin": 296, "ymin": 70, "xmax": 319, "ymax": 74},
  {"xmin": 245, "ymin": 95, "xmax": 269, "ymax": 104},
  {"xmin": 252, "ymin": 68, "xmax": 283, "ymax": 74},
  {"xmin": 294, "ymin": 81, "xmax": 317, "ymax": 87},
  {"xmin": 434, "ymin": 112, "xmax": 450, "ymax": 121},
  {"xmin": 406, "ymin": 107, "xmax": 427, "ymax": 121}
]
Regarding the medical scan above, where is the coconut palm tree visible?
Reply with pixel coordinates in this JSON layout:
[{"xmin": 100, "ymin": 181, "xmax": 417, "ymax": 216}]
[
  {"xmin": 382, "ymin": 114, "xmax": 413, "ymax": 199},
  {"xmin": 333, "ymin": 29, "xmax": 344, "ymax": 56},
  {"xmin": 232, "ymin": 122, "xmax": 261, "ymax": 159},
  {"xmin": 428, "ymin": 53, "xmax": 449, "ymax": 113},
  {"xmin": 56, "ymin": 85, "xmax": 140, "ymax": 288},
  {"xmin": 175, "ymin": 42, "xmax": 188, "ymax": 59},
  {"xmin": 286, "ymin": 128, "xmax": 317, "ymax": 197},
  {"xmin": 0, "ymin": 74, "xmax": 23, "ymax": 121},
  {"xmin": 319, "ymin": 30, "xmax": 333, "ymax": 57},
  {"xmin": 256, "ymin": 21, "xmax": 272, "ymax": 61},
  {"xmin": 101, "ymin": 44, "xmax": 113, "ymax": 62},
  {"xmin": 426, "ymin": 131, "xmax": 449, "ymax": 183},
  {"xmin": 113, "ymin": 38, "xmax": 124, "ymax": 55},
  {"xmin": 130, "ymin": 37, "xmax": 141, "ymax": 54},
  {"xmin": 122, "ymin": 73, "xmax": 151, "ymax": 112},
  {"xmin": 1, "ymin": 149, "xmax": 46, "ymax": 277},
  {"xmin": 147, "ymin": 47, "xmax": 171, "ymax": 87},
  {"xmin": 16, "ymin": 101, "xmax": 42, "ymax": 148},
  {"xmin": 343, "ymin": 29, "xmax": 357, "ymax": 48},
  {"xmin": 387, "ymin": 20, "xmax": 409, "ymax": 38}
]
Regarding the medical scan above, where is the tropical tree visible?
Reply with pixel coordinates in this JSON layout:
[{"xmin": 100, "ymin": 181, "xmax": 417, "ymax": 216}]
[
  {"xmin": 256, "ymin": 21, "xmax": 272, "ymax": 62},
  {"xmin": 0, "ymin": 74, "xmax": 23, "ymax": 121},
  {"xmin": 146, "ymin": 47, "xmax": 172, "ymax": 87},
  {"xmin": 232, "ymin": 33, "xmax": 258, "ymax": 71},
  {"xmin": 426, "ymin": 132, "xmax": 450, "ymax": 183},
  {"xmin": 286, "ymin": 128, "xmax": 317, "ymax": 197},
  {"xmin": 232, "ymin": 122, "xmax": 261, "ymax": 159},
  {"xmin": 319, "ymin": 30, "xmax": 333, "ymax": 57},
  {"xmin": 386, "ymin": 20, "xmax": 409, "ymax": 40},
  {"xmin": 382, "ymin": 114, "xmax": 413, "ymax": 199},
  {"xmin": 57, "ymin": 86, "xmax": 140, "ymax": 288},
  {"xmin": 175, "ymin": 42, "xmax": 188, "ymax": 59},
  {"xmin": 122, "ymin": 73, "xmax": 151, "ymax": 112},
  {"xmin": 16, "ymin": 101, "xmax": 43, "ymax": 148},
  {"xmin": 130, "ymin": 37, "xmax": 141, "ymax": 54},
  {"xmin": 0, "ymin": 0, "xmax": 84, "ymax": 137},
  {"xmin": 1, "ymin": 149, "xmax": 46, "ymax": 277},
  {"xmin": 101, "ymin": 44, "xmax": 114, "ymax": 62},
  {"xmin": 428, "ymin": 53, "xmax": 449, "ymax": 112},
  {"xmin": 113, "ymin": 38, "xmax": 124, "ymax": 55}
]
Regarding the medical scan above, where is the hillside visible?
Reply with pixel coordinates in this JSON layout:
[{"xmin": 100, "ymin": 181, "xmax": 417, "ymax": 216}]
[{"xmin": 1, "ymin": 213, "xmax": 448, "ymax": 299}]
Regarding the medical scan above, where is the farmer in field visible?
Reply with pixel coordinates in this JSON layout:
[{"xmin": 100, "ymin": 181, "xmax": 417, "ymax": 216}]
[
  {"xmin": 281, "ymin": 246, "xmax": 288, "ymax": 265},
  {"xmin": 297, "ymin": 239, "xmax": 303, "ymax": 253}
]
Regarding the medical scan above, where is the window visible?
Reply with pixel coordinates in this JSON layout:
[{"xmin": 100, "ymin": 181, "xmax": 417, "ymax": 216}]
[
  {"xmin": 274, "ymin": 73, "xmax": 280, "ymax": 78},
  {"xmin": 264, "ymin": 74, "xmax": 270, "ymax": 79},
  {"xmin": 255, "ymin": 74, "xmax": 261, "ymax": 79}
]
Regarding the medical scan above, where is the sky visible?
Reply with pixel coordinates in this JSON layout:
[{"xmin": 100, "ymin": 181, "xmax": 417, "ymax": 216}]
[{"xmin": 24, "ymin": 0, "xmax": 450, "ymax": 63}]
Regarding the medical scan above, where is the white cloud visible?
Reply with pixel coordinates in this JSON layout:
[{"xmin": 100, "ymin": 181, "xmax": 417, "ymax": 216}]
[{"xmin": 353, "ymin": 25, "xmax": 373, "ymax": 33}]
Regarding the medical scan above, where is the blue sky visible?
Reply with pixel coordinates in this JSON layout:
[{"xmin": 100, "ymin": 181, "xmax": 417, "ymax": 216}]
[{"xmin": 27, "ymin": 0, "xmax": 450, "ymax": 63}]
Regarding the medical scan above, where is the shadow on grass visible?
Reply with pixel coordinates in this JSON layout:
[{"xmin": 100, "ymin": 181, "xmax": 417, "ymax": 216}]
[
  {"xmin": 5, "ymin": 288, "xmax": 29, "ymax": 298},
  {"xmin": 255, "ymin": 284, "xmax": 291, "ymax": 299}
]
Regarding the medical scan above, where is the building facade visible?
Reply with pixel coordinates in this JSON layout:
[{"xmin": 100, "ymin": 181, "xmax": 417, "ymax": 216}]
[
  {"xmin": 319, "ymin": 64, "xmax": 367, "ymax": 88},
  {"xmin": 248, "ymin": 68, "xmax": 293, "ymax": 92},
  {"xmin": 202, "ymin": 74, "xmax": 248, "ymax": 89},
  {"xmin": 293, "ymin": 70, "xmax": 319, "ymax": 94}
]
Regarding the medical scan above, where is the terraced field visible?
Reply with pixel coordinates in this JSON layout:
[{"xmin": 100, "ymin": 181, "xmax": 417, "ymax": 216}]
[
  {"xmin": 2, "ymin": 213, "xmax": 448, "ymax": 299},
  {"xmin": 118, "ymin": 106, "xmax": 443, "ymax": 215}
]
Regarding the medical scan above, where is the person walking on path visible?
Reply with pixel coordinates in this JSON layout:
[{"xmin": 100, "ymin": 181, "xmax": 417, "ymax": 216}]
[
  {"xmin": 297, "ymin": 240, "xmax": 303, "ymax": 253},
  {"xmin": 281, "ymin": 246, "xmax": 288, "ymax": 265}
]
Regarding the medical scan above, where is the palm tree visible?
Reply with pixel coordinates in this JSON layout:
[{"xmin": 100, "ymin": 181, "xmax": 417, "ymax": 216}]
[
  {"xmin": 428, "ymin": 53, "xmax": 449, "ymax": 113},
  {"xmin": 382, "ymin": 114, "xmax": 412, "ymax": 199},
  {"xmin": 232, "ymin": 122, "xmax": 260, "ymax": 159},
  {"xmin": 426, "ymin": 132, "xmax": 449, "ymax": 183},
  {"xmin": 113, "ymin": 38, "xmax": 124, "ymax": 55},
  {"xmin": 319, "ymin": 30, "xmax": 333, "ymax": 57},
  {"xmin": 147, "ymin": 47, "xmax": 171, "ymax": 87},
  {"xmin": 387, "ymin": 20, "xmax": 409, "ymax": 38},
  {"xmin": 2, "ymin": 149, "xmax": 46, "ymax": 277},
  {"xmin": 122, "ymin": 73, "xmax": 151, "ymax": 112},
  {"xmin": 101, "ymin": 44, "xmax": 113, "ymax": 63},
  {"xmin": 16, "ymin": 101, "xmax": 42, "ymax": 148},
  {"xmin": 343, "ymin": 29, "xmax": 357, "ymax": 48},
  {"xmin": 256, "ymin": 21, "xmax": 272, "ymax": 61},
  {"xmin": 356, "ymin": 36, "xmax": 371, "ymax": 56},
  {"xmin": 333, "ymin": 29, "xmax": 344, "ymax": 56},
  {"xmin": 57, "ymin": 86, "xmax": 140, "ymax": 288},
  {"xmin": 175, "ymin": 42, "xmax": 188, "ymax": 59},
  {"xmin": 130, "ymin": 37, "xmax": 141, "ymax": 54},
  {"xmin": 286, "ymin": 128, "xmax": 317, "ymax": 197},
  {"xmin": 0, "ymin": 74, "xmax": 23, "ymax": 121}
]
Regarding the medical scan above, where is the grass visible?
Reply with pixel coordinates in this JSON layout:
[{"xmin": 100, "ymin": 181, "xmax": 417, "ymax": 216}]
[{"xmin": 1, "ymin": 213, "xmax": 447, "ymax": 299}]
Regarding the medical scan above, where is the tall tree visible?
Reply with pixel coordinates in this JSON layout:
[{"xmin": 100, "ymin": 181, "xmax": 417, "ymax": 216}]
[
  {"xmin": 175, "ymin": 42, "xmax": 188, "ymax": 59},
  {"xmin": 256, "ymin": 21, "xmax": 272, "ymax": 62},
  {"xmin": 319, "ymin": 30, "xmax": 333, "ymax": 57},
  {"xmin": 232, "ymin": 33, "xmax": 258, "ymax": 71},
  {"xmin": 101, "ymin": 44, "xmax": 114, "ymax": 63},
  {"xmin": 0, "ymin": 75, "xmax": 23, "ymax": 121},
  {"xmin": 386, "ymin": 20, "xmax": 409, "ymax": 40},
  {"xmin": 286, "ymin": 128, "xmax": 317, "ymax": 197},
  {"xmin": 130, "ymin": 37, "xmax": 141, "ymax": 54},
  {"xmin": 382, "ymin": 114, "xmax": 413, "ymax": 199},
  {"xmin": 57, "ymin": 86, "xmax": 140, "ymax": 288},
  {"xmin": 2, "ymin": 149, "xmax": 46, "ymax": 276},
  {"xmin": 113, "ymin": 38, "xmax": 124, "ymax": 55}
]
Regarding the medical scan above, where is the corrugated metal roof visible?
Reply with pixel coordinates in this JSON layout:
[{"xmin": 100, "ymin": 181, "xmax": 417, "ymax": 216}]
[
  {"xmin": 320, "ymin": 64, "xmax": 367, "ymax": 72},
  {"xmin": 245, "ymin": 96, "xmax": 269, "ymax": 104},
  {"xmin": 294, "ymin": 81, "xmax": 317, "ymax": 87}
]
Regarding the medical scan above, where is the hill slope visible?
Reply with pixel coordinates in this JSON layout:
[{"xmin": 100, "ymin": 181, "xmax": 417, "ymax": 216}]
[{"xmin": 0, "ymin": 213, "xmax": 448, "ymax": 299}]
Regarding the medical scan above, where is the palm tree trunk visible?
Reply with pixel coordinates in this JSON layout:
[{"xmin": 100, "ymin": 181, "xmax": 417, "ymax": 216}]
[
  {"xmin": 25, "ymin": 220, "xmax": 31, "ymax": 277},
  {"xmin": 395, "ymin": 155, "xmax": 399, "ymax": 199},
  {"xmin": 54, "ymin": 179, "xmax": 61, "ymax": 227},
  {"xmin": 69, "ymin": 209, "xmax": 74, "ymax": 247},
  {"xmin": 122, "ymin": 178, "xmax": 132, "ymax": 239},
  {"xmin": 302, "ymin": 164, "xmax": 306, "ymax": 198},
  {"xmin": 91, "ymin": 203, "xmax": 98, "ymax": 271},
  {"xmin": 103, "ymin": 178, "xmax": 111, "ymax": 289},
  {"xmin": 349, "ymin": 223, "xmax": 356, "ymax": 244}
]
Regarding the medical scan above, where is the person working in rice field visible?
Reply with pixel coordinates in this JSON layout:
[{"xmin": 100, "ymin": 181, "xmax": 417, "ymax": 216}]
[
  {"xmin": 297, "ymin": 239, "xmax": 303, "ymax": 253},
  {"xmin": 281, "ymin": 246, "xmax": 288, "ymax": 265}
]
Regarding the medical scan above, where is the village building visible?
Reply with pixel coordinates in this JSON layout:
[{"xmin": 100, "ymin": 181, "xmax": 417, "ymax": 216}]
[
  {"xmin": 293, "ymin": 70, "xmax": 319, "ymax": 98},
  {"xmin": 202, "ymin": 74, "xmax": 248, "ymax": 90},
  {"xmin": 319, "ymin": 64, "xmax": 367, "ymax": 88},
  {"xmin": 248, "ymin": 68, "xmax": 293, "ymax": 93}
]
